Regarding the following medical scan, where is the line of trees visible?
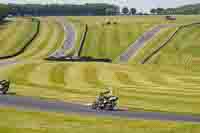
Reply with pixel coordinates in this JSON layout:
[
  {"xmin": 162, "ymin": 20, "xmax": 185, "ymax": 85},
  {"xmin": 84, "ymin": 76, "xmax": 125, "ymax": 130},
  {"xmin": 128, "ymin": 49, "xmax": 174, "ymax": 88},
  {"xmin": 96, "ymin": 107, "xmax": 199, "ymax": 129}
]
[
  {"xmin": 0, "ymin": 4, "xmax": 9, "ymax": 20},
  {"xmin": 8, "ymin": 3, "xmax": 120, "ymax": 16},
  {"xmin": 122, "ymin": 7, "xmax": 137, "ymax": 15},
  {"xmin": 150, "ymin": 3, "xmax": 200, "ymax": 15}
]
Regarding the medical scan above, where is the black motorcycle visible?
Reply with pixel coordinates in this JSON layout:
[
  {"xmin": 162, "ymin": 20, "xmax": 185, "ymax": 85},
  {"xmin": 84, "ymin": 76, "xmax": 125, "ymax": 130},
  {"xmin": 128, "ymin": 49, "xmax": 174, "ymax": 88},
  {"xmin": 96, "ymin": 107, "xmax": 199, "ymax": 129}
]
[
  {"xmin": 92, "ymin": 95, "xmax": 118, "ymax": 111},
  {"xmin": 0, "ymin": 80, "xmax": 10, "ymax": 95}
]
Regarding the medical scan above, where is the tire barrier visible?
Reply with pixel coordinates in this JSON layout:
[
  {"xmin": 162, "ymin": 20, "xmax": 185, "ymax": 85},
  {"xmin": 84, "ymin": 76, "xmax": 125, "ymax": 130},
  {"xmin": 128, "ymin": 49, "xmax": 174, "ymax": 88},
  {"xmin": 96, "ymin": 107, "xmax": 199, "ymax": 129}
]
[
  {"xmin": 141, "ymin": 22, "xmax": 200, "ymax": 64},
  {"xmin": 78, "ymin": 24, "xmax": 88, "ymax": 57},
  {"xmin": 45, "ymin": 56, "xmax": 112, "ymax": 63},
  {"xmin": 0, "ymin": 18, "xmax": 40, "ymax": 59}
]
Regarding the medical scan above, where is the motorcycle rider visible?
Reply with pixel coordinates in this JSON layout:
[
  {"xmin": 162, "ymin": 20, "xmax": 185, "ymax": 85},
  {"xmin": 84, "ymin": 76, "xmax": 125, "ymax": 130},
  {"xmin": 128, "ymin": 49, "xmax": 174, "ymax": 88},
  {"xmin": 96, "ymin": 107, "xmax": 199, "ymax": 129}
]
[
  {"xmin": 96, "ymin": 88, "xmax": 112, "ymax": 104},
  {"xmin": 92, "ymin": 87, "xmax": 118, "ymax": 110},
  {"xmin": 0, "ymin": 80, "xmax": 10, "ymax": 94}
]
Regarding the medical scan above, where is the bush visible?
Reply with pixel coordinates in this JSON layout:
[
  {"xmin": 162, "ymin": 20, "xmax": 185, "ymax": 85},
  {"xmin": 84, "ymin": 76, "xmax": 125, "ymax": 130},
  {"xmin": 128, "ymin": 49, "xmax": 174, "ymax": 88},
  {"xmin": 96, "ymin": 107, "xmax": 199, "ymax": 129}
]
[
  {"xmin": 113, "ymin": 21, "xmax": 118, "ymax": 24},
  {"xmin": 106, "ymin": 21, "xmax": 111, "ymax": 25},
  {"xmin": 0, "ymin": 4, "xmax": 9, "ymax": 21}
]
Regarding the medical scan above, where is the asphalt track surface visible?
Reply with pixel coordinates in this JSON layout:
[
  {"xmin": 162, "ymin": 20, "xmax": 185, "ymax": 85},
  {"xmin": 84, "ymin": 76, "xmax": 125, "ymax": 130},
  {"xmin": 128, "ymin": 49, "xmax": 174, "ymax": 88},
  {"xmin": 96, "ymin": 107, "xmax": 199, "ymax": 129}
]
[
  {"xmin": 118, "ymin": 24, "xmax": 172, "ymax": 63},
  {"xmin": 49, "ymin": 17, "xmax": 76, "ymax": 58},
  {"xmin": 0, "ymin": 20, "xmax": 200, "ymax": 122},
  {"xmin": 0, "ymin": 95, "xmax": 200, "ymax": 123}
]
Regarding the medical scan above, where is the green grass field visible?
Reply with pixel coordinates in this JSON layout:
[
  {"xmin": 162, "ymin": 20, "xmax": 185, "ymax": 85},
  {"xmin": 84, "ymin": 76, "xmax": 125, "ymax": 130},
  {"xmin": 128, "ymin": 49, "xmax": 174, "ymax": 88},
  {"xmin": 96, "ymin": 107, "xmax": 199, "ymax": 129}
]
[
  {"xmin": 1, "ymin": 15, "xmax": 200, "ymax": 131},
  {"xmin": 68, "ymin": 15, "xmax": 200, "ymax": 60},
  {"xmin": 0, "ymin": 17, "xmax": 65, "ymax": 61},
  {"xmin": 147, "ymin": 24, "xmax": 200, "ymax": 66},
  {"xmin": 129, "ymin": 26, "xmax": 179, "ymax": 64},
  {"xmin": 0, "ymin": 18, "xmax": 38, "ymax": 57},
  {"xmin": 0, "ymin": 61, "xmax": 200, "ymax": 115},
  {"xmin": 67, "ymin": 17, "xmax": 85, "ymax": 56},
  {"xmin": 0, "ymin": 107, "xmax": 200, "ymax": 133},
  {"xmin": 68, "ymin": 16, "xmax": 164, "ymax": 60},
  {"xmin": 0, "ymin": 16, "xmax": 200, "ymax": 115}
]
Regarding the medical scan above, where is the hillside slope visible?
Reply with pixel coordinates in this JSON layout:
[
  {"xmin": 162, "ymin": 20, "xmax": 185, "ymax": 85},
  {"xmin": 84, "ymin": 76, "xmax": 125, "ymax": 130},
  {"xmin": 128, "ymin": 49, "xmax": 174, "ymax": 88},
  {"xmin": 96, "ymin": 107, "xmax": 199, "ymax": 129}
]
[
  {"xmin": 147, "ymin": 24, "xmax": 200, "ymax": 66},
  {"xmin": 0, "ymin": 61, "xmax": 200, "ymax": 115},
  {"xmin": 0, "ymin": 18, "xmax": 38, "ymax": 58}
]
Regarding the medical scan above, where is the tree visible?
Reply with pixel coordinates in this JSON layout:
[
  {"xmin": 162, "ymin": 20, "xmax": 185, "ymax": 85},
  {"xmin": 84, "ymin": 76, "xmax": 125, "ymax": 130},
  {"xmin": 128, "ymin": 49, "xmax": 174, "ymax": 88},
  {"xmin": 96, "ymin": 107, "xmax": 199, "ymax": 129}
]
[
  {"xmin": 8, "ymin": 3, "xmax": 120, "ymax": 16},
  {"xmin": 122, "ymin": 7, "xmax": 129, "ymax": 15},
  {"xmin": 130, "ymin": 8, "xmax": 137, "ymax": 15},
  {"xmin": 150, "ymin": 8, "xmax": 156, "ymax": 14},
  {"xmin": 0, "ymin": 4, "xmax": 9, "ymax": 20},
  {"xmin": 156, "ymin": 8, "xmax": 164, "ymax": 14}
]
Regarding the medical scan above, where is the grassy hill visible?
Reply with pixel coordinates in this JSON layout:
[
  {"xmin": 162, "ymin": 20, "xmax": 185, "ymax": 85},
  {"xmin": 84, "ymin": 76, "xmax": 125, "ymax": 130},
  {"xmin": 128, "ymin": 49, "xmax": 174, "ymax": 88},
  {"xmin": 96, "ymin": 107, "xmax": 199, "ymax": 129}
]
[
  {"xmin": 0, "ymin": 16, "xmax": 200, "ymax": 115},
  {"xmin": 0, "ymin": 18, "xmax": 38, "ymax": 58},
  {"xmin": 144, "ymin": 24, "xmax": 200, "ymax": 66},
  {"xmin": 68, "ymin": 16, "xmax": 169, "ymax": 60},
  {"xmin": 129, "ymin": 26, "xmax": 178, "ymax": 64},
  {"xmin": 1, "ymin": 15, "xmax": 200, "ymax": 132},
  {"xmin": 0, "ymin": 61, "xmax": 200, "ymax": 115},
  {"xmin": 69, "ymin": 16, "xmax": 200, "ymax": 60},
  {"xmin": 129, "ymin": 15, "xmax": 200, "ymax": 64},
  {"xmin": 0, "ymin": 17, "xmax": 65, "ymax": 61},
  {"xmin": 1, "ymin": 107, "xmax": 200, "ymax": 133},
  {"xmin": 163, "ymin": 3, "xmax": 200, "ymax": 15},
  {"xmin": 176, "ymin": 3, "xmax": 200, "ymax": 14}
]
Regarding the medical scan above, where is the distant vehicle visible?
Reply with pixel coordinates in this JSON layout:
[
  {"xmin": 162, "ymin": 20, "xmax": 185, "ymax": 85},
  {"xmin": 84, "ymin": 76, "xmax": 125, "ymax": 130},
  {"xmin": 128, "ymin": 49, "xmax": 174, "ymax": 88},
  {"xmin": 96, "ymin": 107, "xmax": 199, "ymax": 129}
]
[
  {"xmin": 91, "ymin": 88, "xmax": 118, "ymax": 111},
  {"xmin": 166, "ymin": 16, "xmax": 176, "ymax": 20},
  {"xmin": 0, "ymin": 80, "xmax": 10, "ymax": 95}
]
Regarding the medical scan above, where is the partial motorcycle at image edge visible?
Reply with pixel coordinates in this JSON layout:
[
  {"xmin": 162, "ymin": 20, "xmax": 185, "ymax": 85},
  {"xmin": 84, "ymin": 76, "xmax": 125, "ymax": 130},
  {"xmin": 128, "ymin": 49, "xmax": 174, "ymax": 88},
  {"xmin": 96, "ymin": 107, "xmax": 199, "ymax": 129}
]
[
  {"xmin": 0, "ymin": 80, "xmax": 10, "ymax": 95},
  {"xmin": 91, "ymin": 89, "xmax": 119, "ymax": 111}
]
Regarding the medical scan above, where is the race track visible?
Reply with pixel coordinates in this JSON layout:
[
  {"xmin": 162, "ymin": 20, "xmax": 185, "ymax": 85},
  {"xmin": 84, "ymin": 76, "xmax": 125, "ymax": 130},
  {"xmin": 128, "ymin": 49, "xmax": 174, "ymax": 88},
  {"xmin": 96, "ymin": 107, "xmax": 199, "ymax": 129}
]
[
  {"xmin": 0, "ymin": 19, "xmax": 200, "ymax": 123},
  {"xmin": 49, "ymin": 17, "xmax": 76, "ymax": 57},
  {"xmin": 0, "ymin": 95, "xmax": 200, "ymax": 123},
  {"xmin": 118, "ymin": 24, "xmax": 173, "ymax": 63}
]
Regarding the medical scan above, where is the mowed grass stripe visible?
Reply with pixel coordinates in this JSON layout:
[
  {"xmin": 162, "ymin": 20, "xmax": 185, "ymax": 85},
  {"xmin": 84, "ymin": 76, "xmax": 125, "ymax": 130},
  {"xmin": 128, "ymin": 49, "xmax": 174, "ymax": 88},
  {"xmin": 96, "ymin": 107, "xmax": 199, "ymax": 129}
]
[
  {"xmin": 14, "ymin": 18, "xmax": 52, "ymax": 60},
  {"xmin": 29, "ymin": 19, "xmax": 55, "ymax": 59},
  {"xmin": 2, "ymin": 107, "xmax": 200, "ymax": 133},
  {"xmin": 65, "ymin": 63, "xmax": 95, "ymax": 88},
  {"xmin": 0, "ymin": 19, "xmax": 18, "ymax": 41},
  {"xmin": 13, "ymin": 17, "xmax": 64, "ymax": 60},
  {"xmin": 0, "ymin": 19, "xmax": 28, "ymax": 56},
  {"xmin": 3, "ymin": 20, "xmax": 38, "ymax": 56},
  {"xmin": 149, "ymin": 24, "xmax": 200, "ymax": 65},
  {"xmin": 81, "ymin": 25, "xmax": 101, "ymax": 57},
  {"xmin": 49, "ymin": 63, "xmax": 68, "ymax": 85},
  {"xmin": 2, "ymin": 62, "xmax": 200, "ymax": 114},
  {"xmin": 129, "ymin": 26, "xmax": 178, "ymax": 64},
  {"xmin": 82, "ymin": 64, "xmax": 103, "ymax": 87},
  {"xmin": 8, "ymin": 63, "xmax": 40, "ymax": 85},
  {"xmin": 32, "ymin": 19, "xmax": 64, "ymax": 59},
  {"xmin": 28, "ymin": 63, "xmax": 58, "ymax": 86},
  {"xmin": 78, "ymin": 19, "xmax": 155, "ymax": 60}
]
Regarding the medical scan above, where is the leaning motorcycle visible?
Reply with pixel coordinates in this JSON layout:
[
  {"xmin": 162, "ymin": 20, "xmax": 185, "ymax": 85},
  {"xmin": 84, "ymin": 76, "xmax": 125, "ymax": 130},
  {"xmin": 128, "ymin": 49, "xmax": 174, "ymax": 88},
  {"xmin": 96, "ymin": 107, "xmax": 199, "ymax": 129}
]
[{"xmin": 91, "ymin": 96, "xmax": 118, "ymax": 111}]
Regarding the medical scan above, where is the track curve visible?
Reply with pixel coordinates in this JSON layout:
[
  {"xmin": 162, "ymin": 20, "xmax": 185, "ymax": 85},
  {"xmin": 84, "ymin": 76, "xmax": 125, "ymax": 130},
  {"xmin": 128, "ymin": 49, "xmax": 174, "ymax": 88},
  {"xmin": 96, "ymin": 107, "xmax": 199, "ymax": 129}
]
[
  {"xmin": 0, "ymin": 19, "xmax": 200, "ymax": 123},
  {"xmin": 117, "ymin": 24, "xmax": 173, "ymax": 63},
  {"xmin": 49, "ymin": 17, "xmax": 76, "ymax": 57},
  {"xmin": 0, "ymin": 95, "xmax": 200, "ymax": 123}
]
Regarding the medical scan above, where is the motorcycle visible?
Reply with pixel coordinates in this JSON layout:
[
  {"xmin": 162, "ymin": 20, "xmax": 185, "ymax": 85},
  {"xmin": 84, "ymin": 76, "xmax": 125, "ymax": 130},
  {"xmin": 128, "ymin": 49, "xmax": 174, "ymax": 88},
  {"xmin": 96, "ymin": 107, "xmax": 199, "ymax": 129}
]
[
  {"xmin": 0, "ymin": 80, "xmax": 10, "ymax": 95},
  {"xmin": 91, "ymin": 95, "xmax": 118, "ymax": 111}
]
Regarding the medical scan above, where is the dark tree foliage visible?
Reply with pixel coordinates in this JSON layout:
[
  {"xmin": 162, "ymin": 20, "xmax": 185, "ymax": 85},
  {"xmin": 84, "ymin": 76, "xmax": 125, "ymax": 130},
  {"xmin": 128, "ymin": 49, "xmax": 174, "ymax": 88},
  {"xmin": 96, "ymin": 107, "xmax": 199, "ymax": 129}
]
[
  {"xmin": 150, "ymin": 8, "xmax": 157, "ymax": 14},
  {"xmin": 130, "ymin": 8, "xmax": 137, "ymax": 15},
  {"xmin": 8, "ymin": 3, "xmax": 120, "ymax": 16},
  {"xmin": 0, "ymin": 4, "xmax": 9, "ymax": 20},
  {"xmin": 156, "ymin": 8, "xmax": 165, "ymax": 14},
  {"xmin": 122, "ymin": 7, "xmax": 129, "ymax": 15},
  {"xmin": 150, "ymin": 3, "xmax": 200, "ymax": 15}
]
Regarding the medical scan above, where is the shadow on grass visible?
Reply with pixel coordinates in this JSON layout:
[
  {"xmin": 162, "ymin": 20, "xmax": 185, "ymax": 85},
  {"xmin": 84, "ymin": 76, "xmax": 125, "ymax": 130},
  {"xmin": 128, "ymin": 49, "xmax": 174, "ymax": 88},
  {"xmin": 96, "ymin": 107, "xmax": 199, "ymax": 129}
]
[
  {"xmin": 0, "ymin": 20, "xmax": 12, "ymax": 25},
  {"xmin": 0, "ymin": 20, "xmax": 12, "ymax": 30},
  {"xmin": 6, "ymin": 92, "xmax": 17, "ymax": 95}
]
